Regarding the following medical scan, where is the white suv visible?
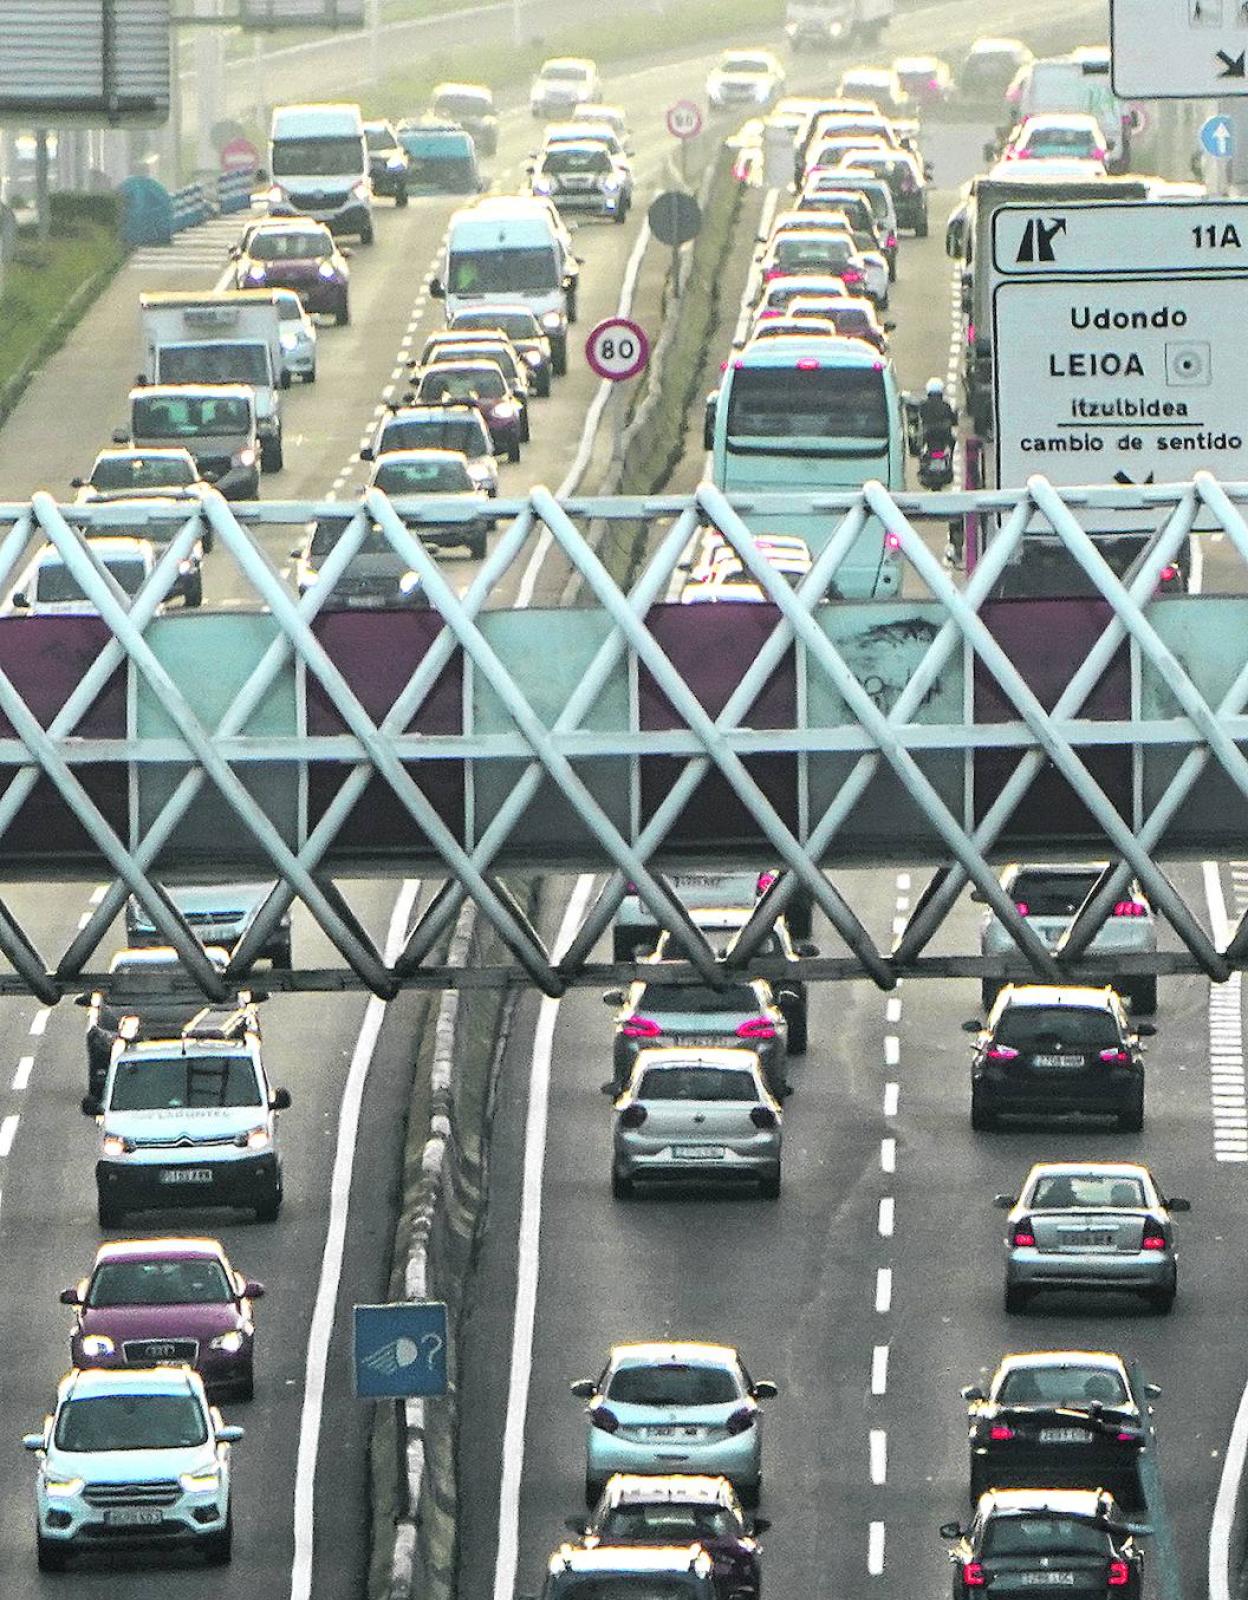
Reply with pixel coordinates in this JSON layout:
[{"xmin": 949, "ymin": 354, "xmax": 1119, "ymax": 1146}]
[
  {"xmin": 83, "ymin": 1016, "xmax": 292, "ymax": 1226},
  {"xmin": 24, "ymin": 1365, "xmax": 242, "ymax": 1570},
  {"xmin": 530, "ymin": 57, "xmax": 601, "ymax": 119}
]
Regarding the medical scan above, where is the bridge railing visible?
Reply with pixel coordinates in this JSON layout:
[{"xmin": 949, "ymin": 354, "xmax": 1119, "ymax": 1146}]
[{"xmin": 0, "ymin": 474, "xmax": 1246, "ymax": 998}]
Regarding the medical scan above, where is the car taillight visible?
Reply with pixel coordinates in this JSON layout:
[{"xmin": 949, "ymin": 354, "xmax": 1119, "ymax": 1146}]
[
  {"xmin": 726, "ymin": 1406, "xmax": 756, "ymax": 1435},
  {"xmin": 885, "ymin": 531, "xmax": 902, "ymax": 551},
  {"xmin": 750, "ymin": 1105, "xmax": 778, "ymax": 1129},
  {"xmin": 1011, "ymin": 1223, "xmax": 1036, "ymax": 1247},
  {"xmin": 842, "ymin": 267, "xmax": 863, "ymax": 284},
  {"xmin": 756, "ymin": 871, "xmax": 777, "ymax": 895},
  {"xmin": 963, "ymin": 1562, "xmax": 987, "ymax": 1587},
  {"xmin": 1115, "ymin": 1430, "xmax": 1138, "ymax": 1443},
  {"xmin": 1159, "ymin": 564, "xmax": 1179, "ymax": 583},
  {"xmin": 619, "ymin": 1104, "xmax": 647, "ymax": 1129},
  {"xmin": 886, "ymin": 231, "xmax": 897, "ymax": 248},
  {"xmin": 737, "ymin": 1017, "xmax": 777, "ymax": 1039},
  {"xmin": 985, "ymin": 1045, "xmax": 1018, "ymax": 1061},
  {"xmin": 989, "ymin": 1423, "xmax": 1015, "ymax": 1441},
  {"xmin": 764, "ymin": 266, "xmax": 782, "ymax": 279},
  {"xmin": 1141, "ymin": 1231, "xmax": 1167, "ymax": 1251},
  {"xmin": 1112, "ymin": 900, "xmax": 1147, "ymax": 917},
  {"xmin": 589, "ymin": 1406, "xmax": 619, "ymax": 1433},
  {"xmin": 1013, "ymin": 900, "xmax": 1029, "ymax": 916},
  {"xmin": 1108, "ymin": 1561, "xmax": 1131, "ymax": 1587},
  {"xmin": 621, "ymin": 1015, "xmax": 663, "ymax": 1038},
  {"xmin": 1098, "ymin": 1048, "xmax": 1130, "ymax": 1064}
]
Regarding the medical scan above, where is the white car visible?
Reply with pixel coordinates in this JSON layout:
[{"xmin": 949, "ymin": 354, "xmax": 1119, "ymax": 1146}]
[
  {"xmin": 530, "ymin": 57, "xmax": 601, "ymax": 119},
  {"xmin": 9, "ymin": 536, "xmax": 159, "ymax": 616},
  {"xmin": 706, "ymin": 49, "xmax": 786, "ymax": 110},
  {"xmin": 24, "ymin": 1365, "xmax": 242, "ymax": 1570},
  {"xmin": 274, "ymin": 287, "xmax": 317, "ymax": 383},
  {"xmin": 1002, "ymin": 111, "xmax": 1108, "ymax": 166}
]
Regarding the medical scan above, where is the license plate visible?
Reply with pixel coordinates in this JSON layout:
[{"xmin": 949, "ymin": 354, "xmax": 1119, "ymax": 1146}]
[
  {"xmin": 1039, "ymin": 1427, "xmax": 1092, "ymax": 1444},
  {"xmin": 672, "ymin": 1145, "xmax": 724, "ymax": 1160},
  {"xmin": 104, "ymin": 1506, "xmax": 163, "ymax": 1527},
  {"xmin": 1017, "ymin": 1573, "xmax": 1077, "ymax": 1586},
  {"xmin": 649, "ymin": 1424, "xmax": 700, "ymax": 1439},
  {"xmin": 1033, "ymin": 1055, "xmax": 1085, "ymax": 1068},
  {"xmin": 159, "ymin": 1168, "xmax": 213, "ymax": 1185}
]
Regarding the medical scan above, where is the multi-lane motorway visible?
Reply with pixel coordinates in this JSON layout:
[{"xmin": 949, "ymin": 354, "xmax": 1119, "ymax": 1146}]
[{"xmin": 5, "ymin": 2, "xmax": 1244, "ymax": 1600}]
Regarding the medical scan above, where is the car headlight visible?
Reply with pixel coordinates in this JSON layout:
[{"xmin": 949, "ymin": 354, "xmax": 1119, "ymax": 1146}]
[
  {"xmin": 209, "ymin": 1331, "xmax": 246, "ymax": 1353},
  {"xmin": 246, "ymin": 265, "xmax": 266, "ymax": 283},
  {"xmin": 540, "ymin": 310, "xmax": 564, "ymax": 331},
  {"xmin": 44, "ymin": 1476, "xmax": 84, "ymax": 1497},
  {"xmin": 101, "ymin": 1134, "xmax": 133, "ymax": 1157},
  {"xmin": 179, "ymin": 1467, "xmax": 221, "ymax": 1493},
  {"xmin": 266, "ymin": 184, "xmax": 287, "ymax": 204},
  {"xmin": 235, "ymin": 1125, "xmax": 271, "ymax": 1150},
  {"xmin": 178, "ymin": 558, "xmax": 196, "ymax": 575},
  {"xmin": 490, "ymin": 401, "xmax": 518, "ymax": 419},
  {"xmin": 522, "ymin": 350, "xmax": 542, "ymax": 367},
  {"xmin": 602, "ymin": 177, "xmax": 621, "ymax": 192},
  {"xmin": 398, "ymin": 570, "xmax": 422, "ymax": 596},
  {"xmin": 234, "ymin": 447, "xmax": 257, "ymax": 469},
  {"xmin": 465, "ymin": 461, "xmax": 492, "ymax": 487},
  {"xmin": 317, "ymin": 261, "xmax": 338, "ymax": 280},
  {"xmin": 279, "ymin": 329, "xmax": 300, "ymax": 349},
  {"xmin": 350, "ymin": 180, "xmax": 368, "ymax": 200},
  {"xmin": 531, "ymin": 177, "xmax": 553, "ymax": 195},
  {"xmin": 80, "ymin": 1334, "xmax": 116, "ymax": 1357},
  {"xmin": 386, "ymin": 156, "xmax": 405, "ymax": 169}
]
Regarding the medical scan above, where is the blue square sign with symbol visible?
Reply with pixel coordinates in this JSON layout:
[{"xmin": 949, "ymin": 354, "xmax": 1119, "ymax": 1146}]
[{"xmin": 353, "ymin": 1301, "xmax": 448, "ymax": 1399}]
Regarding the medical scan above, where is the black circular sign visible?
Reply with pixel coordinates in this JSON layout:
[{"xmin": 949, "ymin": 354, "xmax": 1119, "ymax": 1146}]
[{"xmin": 648, "ymin": 190, "xmax": 702, "ymax": 247}]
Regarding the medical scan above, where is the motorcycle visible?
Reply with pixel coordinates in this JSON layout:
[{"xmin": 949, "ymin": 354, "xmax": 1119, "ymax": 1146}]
[{"xmin": 918, "ymin": 439, "xmax": 955, "ymax": 490}]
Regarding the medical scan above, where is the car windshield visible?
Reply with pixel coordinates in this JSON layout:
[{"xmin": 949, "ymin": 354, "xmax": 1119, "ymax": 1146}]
[
  {"xmin": 36, "ymin": 557, "xmax": 147, "ymax": 603},
  {"xmin": 774, "ymin": 237, "xmax": 853, "ymax": 270},
  {"xmin": 727, "ymin": 367, "xmax": 888, "ymax": 441},
  {"xmin": 598, "ymin": 1504, "xmax": 740, "ymax": 1542},
  {"xmin": 982, "ymin": 1517, "xmax": 1109, "ymax": 1556},
  {"xmin": 418, "ymin": 367, "xmax": 505, "ymax": 402},
  {"xmin": 108, "ymin": 1054, "xmax": 263, "ymax": 1111},
  {"xmin": 608, "ymin": 1363, "xmax": 740, "ymax": 1406},
  {"xmin": 996, "ymin": 1366, "xmax": 1128, "ymax": 1406},
  {"xmin": 88, "ymin": 1258, "xmax": 233, "ymax": 1307},
  {"xmin": 133, "ymin": 395, "xmax": 250, "ymax": 438},
  {"xmin": 455, "ymin": 310, "xmax": 538, "ymax": 339},
  {"xmin": 637, "ymin": 1066, "xmax": 758, "ymax": 1101},
  {"xmin": 544, "ymin": 147, "xmax": 612, "ymax": 174},
  {"xmin": 1025, "ymin": 128, "xmax": 1097, "ymax": 152},
  {"xmin": 308, "ymin": 517, "xmax": 392, "ymax": 561},
  {"xmin": 1032, "ymin": 1173, "xmax": 1146, "ymax": 1209},
  {"xmin": 276, "ymin": 297, "xmax": 304, "ymax": 322},
  {"xmin": 55, "ymin": 1392, "xmax": 209, "ymax": 1451},
  {"xmin": 271, "ymin": 136, "xmax": 362, "ymax": 177},
  {"xmin": 723, "ymin": 55, "xmax": 769, "ymax": 72},
  {"xmin": 381, "ymin": 418, "xmax": 488, "ymax": 456},
  {"xmin": 639, "ymin": 982, "xmax": 758, "ymax": 1013},
  {"xmin": 994, "ymin": 1007, "xmax": 1121, "ymax": 1051},
  {"xmin": 432, "ymin": 343, "xmax": 515, "ymax": 376},
  {"xmin": 543, "ymin": 64, "xmax": 590, "ymax": 82},
  {"xmin": 91, "ymin": 455, "xmax": 194, "ymax": 490},
  {"xmin": 434, "ymin": 92, "xmax": 489, "ymax": 118},
  {"xmin": 249, "ymin": 229, "xmax": 331, "ymax": 261},
  {"xmin": 373, "ymin": 459, "xmax": 472, "ymax": 494},
  {"xmin": 448, "ymin": 247, "xmax": 558, "ymax": 294}
]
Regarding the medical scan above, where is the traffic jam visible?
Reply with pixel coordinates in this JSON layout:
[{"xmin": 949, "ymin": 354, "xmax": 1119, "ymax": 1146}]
[{"xmin": 0, "ymin": 0, "xmax": 1238, "ymax": 1595}]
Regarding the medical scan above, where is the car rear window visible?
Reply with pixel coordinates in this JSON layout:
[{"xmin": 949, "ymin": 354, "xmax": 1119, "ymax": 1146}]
[
  {"xmin": 996, "ymin": 1366, "xmax": 1127, "ymax": 1406},
  {"xmin": 636, "ymin": 1066, "xmax": 758, "ymax": 1101},
  {"xmin": 995, "ymin": 1006, "xmax": 1120, "ymax": 1050},
  {"xmin": 598, "ymin": 1505, "xmax": 738, "ymax": 1543},
  {"xmin": 639, "ymin": 982, "xmax": 758, "ymax": 1013},
  {"xmin": 1008, "ymin": 872, "xmax": 1100, "ymax": 915},
  {"xmin": 607, "ymin": 1363, "xmax": 741, "ymax": 1406},
  {"xmin": 982, "ymin": 1518, "xmax": 1109, "ymax": 1556},
  {"xmin": 1032, "ymin": 1173, "xmax": 1145, "ymax": 1209},
  {"xmin": 557, "ymin": 1582, "xmax": 698, "ymax": 1600}
]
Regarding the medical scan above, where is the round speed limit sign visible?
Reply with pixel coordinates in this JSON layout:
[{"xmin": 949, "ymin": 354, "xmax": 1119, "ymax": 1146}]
[
  {"xmin": 584, "ymin": 316, "xmax": 650, "ymax": 382},
  {"xmin": 666, "ymin": 99, "xmax": 703, "ymax": 141}
]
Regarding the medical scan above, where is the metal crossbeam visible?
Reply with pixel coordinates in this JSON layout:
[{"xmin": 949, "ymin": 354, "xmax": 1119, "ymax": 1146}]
[{"xmin": 0, "ymin": 475, "xmax": 1245, "ymax": 997}]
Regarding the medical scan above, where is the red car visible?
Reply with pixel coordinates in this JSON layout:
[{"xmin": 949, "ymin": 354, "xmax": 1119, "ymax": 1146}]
[
  {"xmin": 412, "ymin": 360, "xmax": 524, "ymax": 462},
  {"xmin": 230, "ymin": 220, "xmax": 351, "ymax": 323},
  {"xmin": 61, "ymin": 1237, "xmax": 264, "ymax": 1401}
]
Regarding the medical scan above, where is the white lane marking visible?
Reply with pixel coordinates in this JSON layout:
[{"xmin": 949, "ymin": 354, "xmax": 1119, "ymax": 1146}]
[
  {"xmin": 883, "ymin": 1082, "xmax": 899, "ymax": 1117},
  {"xmin": 1211, "ymin": 1358, "xmax": 1248, "ymax": 1600},
  {"xmin": 895, "ymin": 896, "xmax": 909, "ymax": 913},
  {"xmin": 878, "ymin": 1196, "xmax": 894, "ymax": 1238},
  {"xmin": 875, "ymin": 1267, "xmax": 892, "ymax": 1313},
  {"xmin": 896, "ymin": 873, "xmax": 910, "ymax": 890},
  {"xmin": 12, "ymin": 1056, "xmax": 33, "ymax": 1091},
  {"xmin": 870, "ymin": 1428, "xmax": 887, "ymax": 1484},
  {"xmin": 89, "ymin": 884, "xmax": 107, "ymax": 905},
  {"xmin": 883, "ymin": 1035, "xmax": 899, "ymax": 1067},
  {"xmin": 0, "ymin": 1114, "xmax": 19, "ymax": 1156},
  {"xmin": 891, "ymin": 916, "xmax": 906, "ymax": 937},
  {"xmin": 76, "ymin": 911, "xmax": 92, "ymax": 930},
  {"xmin": 871, "ymin": 1344, "xmax": 889, "ymax": 1395},
  {"xmin": 29, "ymin": 1009, "xmax": 48, "ymax": 1037},
  {"xmin": 868, "ymin": 1521, "xmax": 886, "ymax": 1575},
  {"xmin": 492, "ymin": 873, "xmax": 598, "ymax": 1600},
  {"xmin": 291, "ymin": 877, "xmax": 421, "ymax": 1600},
  {"xmin": 885, "ymin": 997, "xmax": 901, "ymax": 1023},
  {"xmin": 880, "ymin": 1137, "xmax": 896, "ymax": 1173},
  {"xmin": 1206, "ymin": 862, "xmax": 1248, "ymax": 1160}
]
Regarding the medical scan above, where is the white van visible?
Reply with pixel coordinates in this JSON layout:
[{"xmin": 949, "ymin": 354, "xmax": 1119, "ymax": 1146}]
[
  {"xmin": 430, "ymin": 197, "xmax": 580, "ymax": 375},
  {"xmin": 1007, "ymin": 54, "xmax": 1129, "ymax": 169},
  {"xmin": 267, "ymin": 103, "xmax": 373, "ymax": 243}
]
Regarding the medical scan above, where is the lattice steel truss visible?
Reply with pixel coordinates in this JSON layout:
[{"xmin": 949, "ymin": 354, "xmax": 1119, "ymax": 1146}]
[{"xmin": 0, "ymin": 473, "xmax": 1246, "ymax": 999}]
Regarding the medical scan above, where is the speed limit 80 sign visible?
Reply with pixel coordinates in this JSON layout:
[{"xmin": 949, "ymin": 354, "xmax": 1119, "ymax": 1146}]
[{"xmin": 584, "ymin": 315, "xmax": 650, "ymax": 381}]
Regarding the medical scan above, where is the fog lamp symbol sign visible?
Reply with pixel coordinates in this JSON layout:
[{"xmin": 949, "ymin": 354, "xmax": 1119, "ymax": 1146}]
[{"xmin": 1165, "ymin": 340, "xmax": 1212, "ymax": 385}]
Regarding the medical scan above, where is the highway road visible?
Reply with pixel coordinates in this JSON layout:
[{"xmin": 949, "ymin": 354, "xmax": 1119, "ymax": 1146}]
[{"xmin": 4, "ymin": 3, "xmax": 1242, "ymax": 1600}]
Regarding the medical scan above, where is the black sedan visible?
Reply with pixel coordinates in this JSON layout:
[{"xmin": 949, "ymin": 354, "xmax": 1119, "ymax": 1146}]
[
  {"xmin": 963, "ymin": 1351, "xmax": 1157, "ymax": 1508},
  {"xmin": 942, "ymin": 1488, "xmax": 1142, "ymax": 1600}
]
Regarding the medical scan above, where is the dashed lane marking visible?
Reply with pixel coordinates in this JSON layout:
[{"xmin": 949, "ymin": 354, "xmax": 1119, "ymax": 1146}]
[
  {"xmin": 878, "ymin": 1197, "xmax": 894, "ymax": 1237},
  {"xmin": 0, "ymin": 1114, "xmax": 19, "ymax": 1156},
  {"xmin": 871, "ymin": 1344, "xmax": 889, "ymax": 1395},
  {"xmin": 868, "ymin": 1521, "xmax": 886, "ymax": 1575},
  {"xmin": 880, "ymin": 1137, "xmax": 896, "ymax": 1173},
  {"xmin": 883, "ymin": 1082, "xmax": 899, "ymax": 1116},
  {"xmin": 29, "ymin": 1009, "xmax": 48, "ymax": 1036},
  {"xmin": 875, "ymin": 1267, "xmax": 892, "ymax": 1313},
  {"xmin": 12, "ymin": 1056, "xmax": 32, "ymax": 1091},
  {"xmin": 870, "ymin": 1428, "xmax": 887, "ymax": 1484}
]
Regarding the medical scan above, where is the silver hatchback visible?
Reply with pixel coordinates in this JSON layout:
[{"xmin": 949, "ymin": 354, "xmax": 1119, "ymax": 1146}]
[
  {"xmin": 606, "ymin": 1047, "xmax": 783, "ymax": 1199},
  {"xmin": 996, "ymin": 1161, "xmax": 1189, "ymax": 1314}
]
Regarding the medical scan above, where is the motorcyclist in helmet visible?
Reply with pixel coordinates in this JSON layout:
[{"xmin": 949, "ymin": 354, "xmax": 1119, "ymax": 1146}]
[{"xmin": 918, "ymin": 376, "xmax": 958, "ymax": 452}]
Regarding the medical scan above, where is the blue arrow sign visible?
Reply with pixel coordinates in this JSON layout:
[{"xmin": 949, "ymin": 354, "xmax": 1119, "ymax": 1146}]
[
  {"xmin": 1201, "ymin": 114, "xmax": 1235, "ymax": 158},
  {"xmin": 353, "ymin": 1301, "xmax": 448, "ymax": 1399}
]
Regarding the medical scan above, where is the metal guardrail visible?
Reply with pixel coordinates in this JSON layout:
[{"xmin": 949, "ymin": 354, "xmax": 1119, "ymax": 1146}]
[
  {"xmin": 0, "ymin": 475, "xmax": 1247, "ymax": 998},
  {"xmin": 169, "ymin": 179, "xmax": 213, "ymax": 233},
  {"xmin": 216, "ymin": 168, "xmax": 257, "ymax": 215}
]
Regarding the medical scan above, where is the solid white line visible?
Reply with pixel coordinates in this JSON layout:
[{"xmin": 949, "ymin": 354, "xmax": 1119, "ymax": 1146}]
[
  {"xmin": 870, "ymin": 1428, "xmax": 887, "ymax": 1484},
  {"xmin": 29, "ymin": 1009, "xmax": 48, "ymax": 1037},
  {"xmin": 290, "ymin": 877, "xmax": 420, "ymax": 1600},
  {"xmin": 492, "ymin": 873, "xmax": 598, "ymax": 1600},
  {"xmin": 1206, "ymin": 863, "xmax": 1231, "ymax": 945},
  {"xmin": 868, "ymin": 1521, "xmax": 886, "ymax": 1575},
  {"xmin": 883, "ymin": 1082, "xmax": 899, "ymax": 1117},
  {"xmin": 875, "ymin": 1267, "xmax": 892, "ymax": 1313},
  {"xmin": 885, "ymin": 997, "xmax": 902, "ymax": 1023},
  {"xmin": 1210, "ymin": 1355, "xmax": 1248, "ymax": 1600},
  {"xmin": 871, "ymin": 1343, "xmax": 889, "ymax": 1395},
  {"xmin": 0, "ymin": 1114, "xmax": 19, "ymax": 1157},
  {"xmin": 12, "ymin": 1056, "xmax": 33, "ymax": 1091},
  {"xmin": 878, "ymin": 1196, "xmax": 895, "ymax": 1238},
  {"xmin": 883, "ymin": 1035, "xmax": 899, "ymax": 1066},
  {"xmin": 880, "ymin": 1137, "xmax": 896, "ymax": 1173}
]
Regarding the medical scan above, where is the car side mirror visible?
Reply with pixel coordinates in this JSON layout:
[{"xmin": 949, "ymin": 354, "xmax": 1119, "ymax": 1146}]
[
  {"xmin": 961, "ymin": 1019, "xmax": 981, "ymax": 1033},
  {"xmin": 777, "ymin": 1083, "xmax": 793, "ymax": 1099},
  {"xmin": 968, "ymin": 888, "xmax": 985, "ymax": 902},
  {"xmin": 341, "ymin": 247, "xmax": 353, "ymax": 259},
  {"xmin": 523, "ymin": 159, "xmax": 535, "ymax": 172},
  {"xmin": 255, "ymin": 168, "xmax": 268, "ymax": 184},
  {"xmin": 10, "ymin": 592, "xmax": 29, "ymax": 611},
  {"xmin": 884, "ymin": 319, "xmax": 896, "ymax": 331},
  {"xmin": 429, "ymin": 278, "xmax": 445, "ymax": 299},
  {"xmin": 992, "ymin": 1193, "xmax": 1016, "ymax": 1209},
  {"xmin": 246, "ymin": 989, "xmax": 269, "ymax": 1004},
  {"xmin": 939, "ymin": 1521, "xmax": 964, "ymax": 1539},
  {"xmin": 1145, "ymin": 1382, "xmax": 1162, "ymax": 1399},
  {"xmin": 271, "ymin": 1087, "xmax": 292, "ymax": 1111},
  {"xmin": 565, "ymin": 1516, "xmax": 588, "ymax": 1534},
  {"xmin": 961, "ymin": 1384, "xmax": 984, "ymax": 1401},
  {"xmin": 752, "ymin": 1379, "xmax": 778, "ymax": 1399},
  {"xmin": 70, "ymin": 476, "xmax": 85, "ymax": 489},
  {"xmin": 111, "ymin": 428, "xmax": 130, "ymax": 445},
  {"xmin": 983, "ymin": 141, "xmax": 996, "ymax": 161},
  {"xmin": 59, "ymin": 1287, "xmax": 82, "ymax": 1305},
  {"xmin": 1135, "ymin": 1021, "xmax": 1157, "ymax": 1037},
  {"xmin": 202, "ymin": 469, "xmax": 219, "ymax": 484},
  {"xmin": 290, "ymin": 546, "xmax": 302, "ymax": 559},
  {"xmin": 751, "ymin": 1517, "xmax": 771, "ymax": 1534},
  {"xmin": 81, "ymin": 1094, "xmax": 102, "ymax": 1116},
  {"xmin": 22, "ymin": 1433, "xmax": 45, "ymax": 1452},
  {"xmin": 74, "ymin": 992, "xmax": 92, "ymax": 1007},
  {"xmin": 796, "ymin": 941, "xmax": 819, "ymax": 957},
  {"xmin": 216, "ymin": 1425, "xmax": 245, "ymax": 1444},
  {"xmin": 924, "ymin": 162, "xmax": 934, "ymax": 179},
  {"xmin": 569, "ymin": 1378, "xmax": 596, "ymax": 1398},
  {"xmin": 602, "ymin": 988, "xmax": 625, "ymax": 1005},
  {"xmin": 242, "ymin": 1280, "xmax": 265, "ymax": 1299},
  {"xmin": 229, "ymin": 246, "xmax": 241, "ymax": 259},
  {"xmin": 359, "ymin": 445, "xmax": 375, "ymax": 461},
  {"xmin": 600, "ymin": 1082, "xmax": 617, "ymax": 1095},
  {"xmin": 1165, "ymin": 1197, "xmax": 1191, "ymax": 1212}
]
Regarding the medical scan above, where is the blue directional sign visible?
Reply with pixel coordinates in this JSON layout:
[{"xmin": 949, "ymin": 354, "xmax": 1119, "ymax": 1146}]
[
  {"xmin": 1201, "ymin": 114, "xmax": 1235, "ymax": 158},
  {"xmin": 353, "ymin": 1301, "xmax": 448, "ymax": 1399}
]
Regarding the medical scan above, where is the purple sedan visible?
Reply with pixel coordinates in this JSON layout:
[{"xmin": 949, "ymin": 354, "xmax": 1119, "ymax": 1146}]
[
  {"xmin": 231, "ymin": 220, "xmax": 351, "ymax": 323},
  {"xmin": 61, "ymin": 1237, "xmax": 264, "ymax": 1401}
]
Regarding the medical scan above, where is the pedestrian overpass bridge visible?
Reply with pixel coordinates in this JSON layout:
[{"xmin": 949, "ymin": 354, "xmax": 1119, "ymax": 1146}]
[{"xmin": 1, "ymin": 473, "xmax": 1246, "ymax": 999}]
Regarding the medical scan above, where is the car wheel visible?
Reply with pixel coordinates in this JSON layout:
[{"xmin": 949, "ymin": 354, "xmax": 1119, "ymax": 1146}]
[
  {"xmin": 980, "ymin": 981, "xmax": 999, "ymax": 1013},
  {"xmin": 552, "ymin": 339, "xmax": 568, "ymax": 377},
  {"xmin": 262, "ymin": 435, "xmax": 284, "ymax": 473},
  {"xmin": 336, "ymin": 297, "xmax": 350, "ymax": 327},
  {"xmin": 536, "ymin": 369, "xmax": 552, "ymax": 398},
  {"xmin": 1004, "ymin": 1283, "xmax": 1031, "ymax": 1314},
  {"xmin": 1129, "ymin": 977, "xmax": 1157, "ymax": 1015},
  {"xmin": 395, "ymin": 185, "xmax": 408, "ymax": 208},
  {"xmin": 359, "ymin": 222, "xmax": 375, "ymax": 246},
  {"xmin": 566, "ymin": 289, "xmax": 578, "ymax": 325},
  {"xmin": 98, "ymin": 1194, "xmax": 124, "ymax": 1227},
  {"xmin": 305, "ymin": 360, "xmax": 317, "ymax": 384},
  {"xmin": 611, "ymin": 1165, "xmax": 634, "ymax": 1200},
  {"xmin": 585, "ymin": 1478, "xmax": 605, "ymax": 1508},
  {"xmin": 915, "ymin": 214, "xmax": 929, "ymax": 238},
  {"xmin": 969, "ymin": 1461, "xmax": 989, "ymax": 1504},
  {"xmin": 787, "ymin": 1013, "xmax": 808, "ymax": 1056},
  {"xmin": 758, "ymin": 1167, "xmax": 781, "ymax": 1200},
  {"xmin": 1118, "ymin": 1084, "xmax": 1145, "ymax": 1132},
  {"xmin": 507, "ymin": 439, "xmax": 521, "ymax": 464},
  {"xmin": 254, "ymin": 1186, "xmax": 282, "ymax": 1223},
  {"xmin": 520, "ymin": 411, "xmax": 531, "ymax": 444},
  {"xmin": 740, "ymin": 1477, "xmax": 761, "ymax": 1510},
  {"xmin": 201, "ymin": 1511, "xmax": 233, "ymax": 1565},
  {"xmin": 184, "ymin": 571, "xmax": 203, "ymax": 608},
  {"xmin": 1147, "ymin": 1286, "xmax": 1175, "ymax": 1314},
  {"xmin": 470, "ymin": 532, "xmax": 487, "ymax": 561},
  {"xmin": 613, "ymin": 205, "xmax": 627, "ymax": 224},
  {"xmin": 887, "ymin": 257, "xmax": 897, "ymax": 283},
  {"xmin": 37, "ymin": 1534, "xmax": 68, "ymax": 1573},
  {"xmin": 970, "ymin": 1089, "xmax": 995, "ymax": 1132},
  {"xmin": 233, "ymin": 1368, "xmax": 255, "ymax": 1402},
  {"xmin": 270, "ymin": 937, "xmax": 293, "ymax": 972}
]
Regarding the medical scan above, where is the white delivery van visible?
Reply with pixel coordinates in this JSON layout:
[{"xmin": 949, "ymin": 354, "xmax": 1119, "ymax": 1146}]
[
  {"xmin": 267, "ymin": 102, "xmax": 373, "ymax": 243},
  {"xmin": 139, "ymin": 291, "xmax": 286, "ymax": 389},
  {"xmin": 1010, "ymin": 54, "xmax": 1129, "ymax": 169},
  {"xmin": 430, "ymin": 196, "xmax": 580, "ymax": 375}
]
